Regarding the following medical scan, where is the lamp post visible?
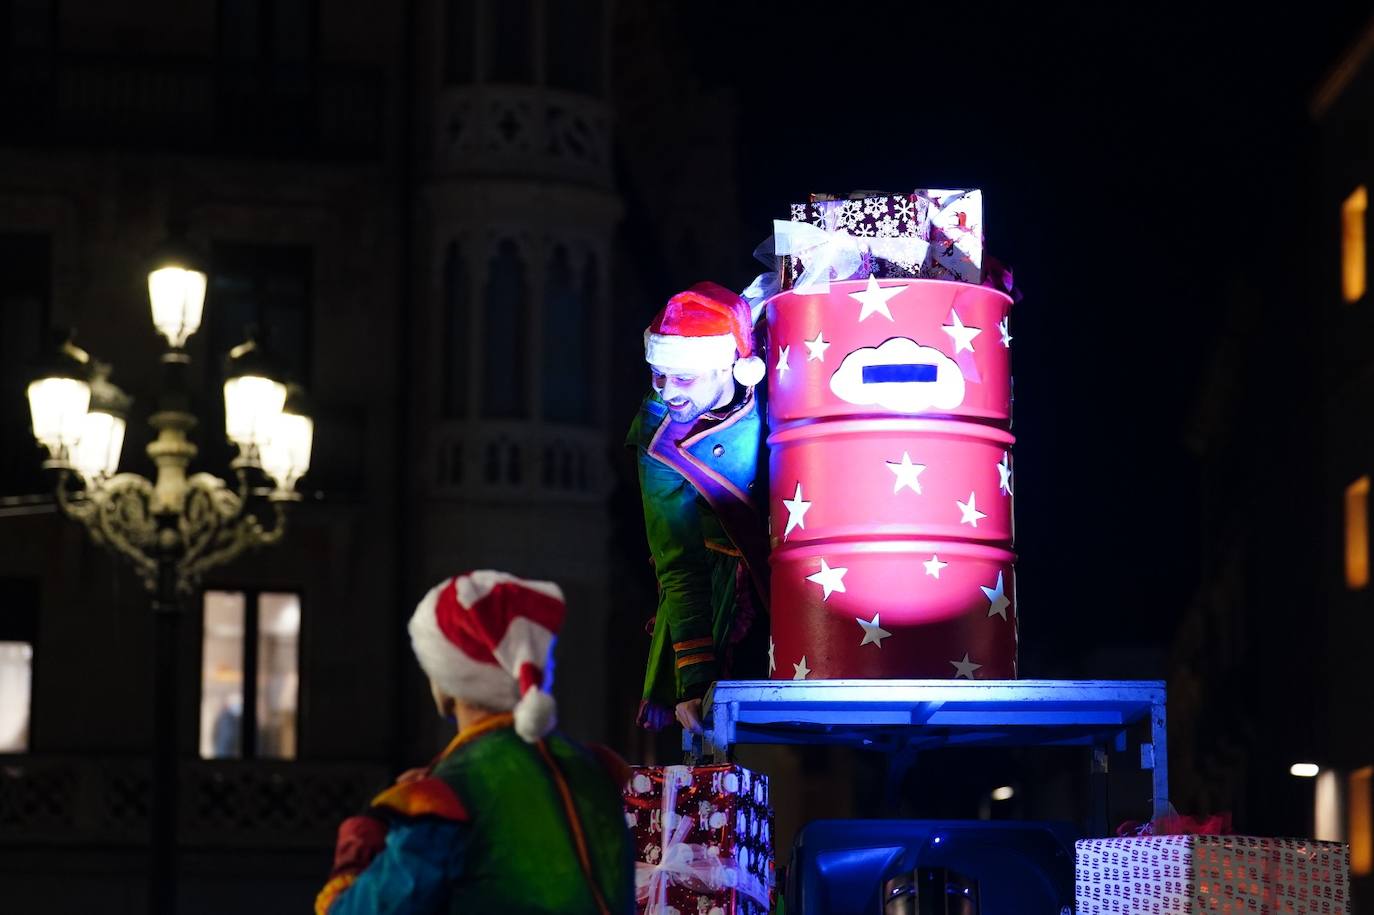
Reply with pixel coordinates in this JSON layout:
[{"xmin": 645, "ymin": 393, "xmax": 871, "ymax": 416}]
[{"xmin": 25, "ymin": 239, "xmax": 312, "ymax": 915}]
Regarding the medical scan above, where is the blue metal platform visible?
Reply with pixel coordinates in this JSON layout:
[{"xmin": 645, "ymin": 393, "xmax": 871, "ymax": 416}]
[{"xmin": 687, "ymin": 679, "xmax": 1169, "ymax": 820}]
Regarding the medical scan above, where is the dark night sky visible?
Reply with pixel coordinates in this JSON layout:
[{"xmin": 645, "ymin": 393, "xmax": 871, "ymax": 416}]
[{"xmin": 667, "ymin": 3, "xmax": 1372, "ymax": 673}]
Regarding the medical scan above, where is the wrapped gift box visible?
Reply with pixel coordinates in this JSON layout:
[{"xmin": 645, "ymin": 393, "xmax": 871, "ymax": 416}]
[
  {"xmin": 922, "ymin": 188, "xmax": 983, "ymax": 284},
  {"xmin": 624, "ymin": 764, "xmax": 773, "ymax": 915},
  {"xmin": 782, "ymin": 192, "xmax": 930, "ymax": 290},
  {"xmin": 779, "ymin": 189, "xmax": 985, "ymax": 291},
  {"xmin": 1075, "ymin": 835, "xmax": 1350, "ymax": 914}
]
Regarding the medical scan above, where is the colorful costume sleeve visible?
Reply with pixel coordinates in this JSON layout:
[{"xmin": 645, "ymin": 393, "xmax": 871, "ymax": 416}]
[
  {"xmin": 637, "ymin": 450, "xmax": 721, "ymax": 697},
  {"xmin": 319, "ymin": 819, "xmax": 468, "ymax": 915},
  {"xmin": 316, "ymin": 777, "xmax": 470, "ymax": 915}
]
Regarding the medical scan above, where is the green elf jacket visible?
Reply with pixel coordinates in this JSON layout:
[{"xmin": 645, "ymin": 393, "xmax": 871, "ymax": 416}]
[
  {"xmin": 317, "ymin": 714, "xmax": 634, "ymax": 915},
  {"xmin": 627, "ymin": 386, "xmax": 770, "ymax": 718}
]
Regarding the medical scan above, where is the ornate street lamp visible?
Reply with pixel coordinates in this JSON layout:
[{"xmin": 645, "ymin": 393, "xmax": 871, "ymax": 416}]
[{"xmin": 24, "ymin": 235, "xmax": 313, "ymax": 915}]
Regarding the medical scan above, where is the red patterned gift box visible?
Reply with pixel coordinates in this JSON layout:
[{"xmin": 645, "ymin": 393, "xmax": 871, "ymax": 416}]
[
  {"xmin": 624, "ymin": 764, "xmax": 774, "ymax": 915},
  {"xmin": 1075, "ymin": 835, "xmax": 1350, "ymax": 914}
]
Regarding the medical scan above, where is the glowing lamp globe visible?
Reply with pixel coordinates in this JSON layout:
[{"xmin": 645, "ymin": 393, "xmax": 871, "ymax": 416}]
[
  {"xmin": 223, "ymin": 337, "xmax": 286, "ymax": 463},
  {"xmin": 72, "ymin": 364, "xmax": 131, "ymax": 482},
  {"xmin": 261, "ymin": 386, "xmax": 314, "ymax": 493},
  {"xmin": 147, "ymin": 237, "xmax": 207, "ymax": 348},
  {"xmin": 27, "ymin": 339, "xmax": 92, "ymax": 464},
  {"xmin": 73, "ymin": 411, "xmax": 126, "ymax": 481}
]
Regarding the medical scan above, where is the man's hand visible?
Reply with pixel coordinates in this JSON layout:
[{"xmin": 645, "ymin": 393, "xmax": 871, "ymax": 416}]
[
  {"xmin": 395, "ymin": 767, "xmax": 427, "ymax": 786},
  {"xmin": 675, "ymin": 698, "xmax": 704, "ymax": 734}
]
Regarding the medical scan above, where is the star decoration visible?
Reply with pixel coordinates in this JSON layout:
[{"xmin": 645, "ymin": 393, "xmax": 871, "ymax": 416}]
[
  {"xmin": 803, "ymin": 330, "xmax": 831, "ymax": 362},
  {"xmin": 856, "ymin": 612, "xmax": 892, "ymax": 648},
  {"xmin": 768, "ymin": 637, "xmax": 776, "ymax": 675},
  {"xmin": 957, "ymin": 492, "xmax": 987, "ymax": 527},
  {"xmin": 776, "ymin": 344, "xmax": 791, "ymax": 380},
  {"xmin": 781, "ymin": 481, "xmax": 813, "ymax": 539},
  {"xmin": 941, "ymin": 309, "xmax": 982, "ymax": 354},
  {"xmin": 981, "ymin": 571, "xmax": 1011, "ymax": 620},
  {"xmin": 886, "ymin": 451, "xmax": 927, "ymax": 494},
  {"xmin": 792, "ymin": 656, "xmax": 811, "ymax": 680},
  {"xmin": 923, "ymin": 554, "xmax": 949, "ymax": 578},
  {"xmin": 998, "ymin": 316, "xmax": 1012, "ymax": 348},
  {"xmin": 997, "ymin": 452, "xmax": 1013, "ymax": 496},
  {"xmin": 805, "ymin": 558, "xmax": 848, "ymax": 601},
  {"xmin": 849, "ymin": 274, "xmax": 903, "ymax": 322},
  {"xmin": 950, "ymin": 653, "xmax": 983, "ymax": 679}
]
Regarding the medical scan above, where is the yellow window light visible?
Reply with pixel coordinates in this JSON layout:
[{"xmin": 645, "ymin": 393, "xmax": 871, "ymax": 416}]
[
  {"xmin": 1346, "ymin": 476, "xmax": 1369, "ymax": 590},
  {"xmin": 1351, "ymin": 767, "xmax": 1372, "ymax": 877},
  {"xmin": 1342, "ymin": 185, "xmax": 1366, "ymax": 304}
]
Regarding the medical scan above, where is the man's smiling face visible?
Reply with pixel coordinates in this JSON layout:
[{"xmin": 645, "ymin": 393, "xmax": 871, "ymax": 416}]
[{"xmin": 650, "ymin": 364, "xmax": 735, "ymax": 425}]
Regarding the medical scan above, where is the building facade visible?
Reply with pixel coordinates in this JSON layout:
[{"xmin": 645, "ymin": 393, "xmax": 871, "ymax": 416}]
[{"xmin": 0, "ymin": 1, "xmax": 673, "ymax": 911}]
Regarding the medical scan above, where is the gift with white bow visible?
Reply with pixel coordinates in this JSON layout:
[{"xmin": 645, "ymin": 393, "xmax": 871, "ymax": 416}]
[{"xmin": 623, "ymin": 763, "xmax": 774, "ymax": 915}]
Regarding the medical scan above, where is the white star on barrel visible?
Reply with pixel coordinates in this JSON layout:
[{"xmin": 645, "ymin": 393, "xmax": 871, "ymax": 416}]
[
  {"xmin": 804, "ymin": 330, "xmax": 831, "ymax": 362},
  {"xmin": 923, "ymin": 555, "xmax": 948, "ymax": 578},
  {"xmin": 856, "ymin": 612, "xmax": 892, "ymax": 648},
  {"xmin": 792, "ymin": 656, "xmax": 811, "ymax": 680},
  {"xmin": 997, "ymin": 452, "xmax": 1013, "ymax": 496},
  {"xmin": 981, "ymin": 571, "xmax": 1011, "ymax": 620},
  {"xmin": 941, "ymin": 309, "xmax": 981, "ymax": 354},
  {"xmin": 776, "ymin": 344, "xmax": 791, "ymax": 380},
  {"xmin": 886, "ymin": 451, "xmax": 926, "ymax": 494},
  {"xmin": 805, "ymin": 558, "xmax": 848, "ymax": 601},
  {"xmin": 849, "ymin": 275, "xmax": 902, "ymax": 322},
  {"xmin": 950, "ymin": 653, "xmax": 983, "ymax": 679},
  {"xmin": 998, "ymin": 316, "xmax": 1012, "ymax": 348},
  {"xmin": 768, "ymin": 637, "xmax": 776, "ymax": 675},
  {"xmin": 956, "ymin": 492, "xmax": 987, "ymax": 527},
  {"xmin": 781, "ymin": 481, "xmax": 812, "ymax": 540}
]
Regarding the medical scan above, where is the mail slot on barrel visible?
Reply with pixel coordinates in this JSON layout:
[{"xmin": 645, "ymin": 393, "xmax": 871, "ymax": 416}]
[{"xmin": 766, "ymin": 278, "xmax": 1017, "ymax": 680}]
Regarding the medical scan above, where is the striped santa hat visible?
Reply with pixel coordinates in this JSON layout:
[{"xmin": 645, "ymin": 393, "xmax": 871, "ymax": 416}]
[{"xmin": 408, "ymin": 570, "xmax": 563, "ymax": 743}]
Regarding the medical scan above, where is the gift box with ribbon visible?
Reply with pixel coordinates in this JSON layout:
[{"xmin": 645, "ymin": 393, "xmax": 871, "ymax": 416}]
[
  {"xmin": 776, "ymin": 189, "xmax": 986, "ymax": 294},
  {"xmin": 1075, "ymin": 834, "xmax": 1350, "ymax": 914},
  {"xmin": 623, "ymin": 764, "xmax": 774, "ymax": 915}
]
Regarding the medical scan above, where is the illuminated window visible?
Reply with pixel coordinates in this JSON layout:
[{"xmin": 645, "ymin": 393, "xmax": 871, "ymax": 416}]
[
  {"xmin": 1343, "ymin": 186, "xmax": 1367, "ymax": 304},
  {"xmin": 1346, "ymin": 476, "xmax": 1369, "ymax": 590},
  {"xmin": 0, "ymin": 578, "xmax": 38, "ymax": 753},
  {"xmin": 1316, "ymin": 769, "xmax": 1344, "ymax": 842},
  {"xmin": 1351, "ymin": 767, "xmax": 1372, "ymax": 877},
  {"xmin": 0, "ymin": 642, "xmax": 33, "ymax": 752},
  {"xmin": 200, "ymin": 589, "xmax": 301, "ymax": 759}
]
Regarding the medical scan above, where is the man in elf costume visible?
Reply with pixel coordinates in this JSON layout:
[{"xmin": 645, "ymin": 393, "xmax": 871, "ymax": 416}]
[
  {"xmin": 629, "ymin": 282, "xmax": 771, "ymax": 734},
  {"xmin": 315, "ymin": 570, "xmax": 634, "ymax": 914}
]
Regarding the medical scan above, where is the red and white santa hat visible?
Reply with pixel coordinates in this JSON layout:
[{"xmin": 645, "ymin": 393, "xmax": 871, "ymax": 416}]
[
  {"xmin": 408, "ymin": 570, "xmax": 563, "ymax": 743},
  {"xmin": 644, "ymin": 281, "xmax": 766, "ymax": 387}
]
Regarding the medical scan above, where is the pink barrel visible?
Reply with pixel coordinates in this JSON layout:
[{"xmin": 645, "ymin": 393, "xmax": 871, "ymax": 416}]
[
  {"xmin": 768, "ymin": 278, "xmax": 1013, "ymax": 426},
  {"xmin": 766, "ymin": 278, "xmax": 1017, "ymax": 681}
]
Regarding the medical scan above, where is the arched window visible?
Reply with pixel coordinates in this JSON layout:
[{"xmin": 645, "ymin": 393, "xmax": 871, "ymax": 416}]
[
  {"xmin": 442, "ymin": 241, "xmax": 469, "ymax": 418},
  {"xmin": 541, "ymin": 246, "xmax": 593, "ymax": 423},
  {"xmin": 547, "ymin": 0, "xmax": 602, "ymax": 95},
  {"xmin": 444, "ymin": 0, "xmax": 476, "ymax": 85},
  {"xmin": 487, "ymin": 0, "xmax": 534, "ymax": 83},
  {"xmin": 482, "ymin": 239, "xmax": 528, "ymax": 418}
]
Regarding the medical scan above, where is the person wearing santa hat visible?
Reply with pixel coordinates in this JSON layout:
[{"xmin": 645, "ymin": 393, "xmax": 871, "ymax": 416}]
[
  {"xmin": 315, "ymin": 571, "xmax": 634, "ymax": 915},
  {"xmin": 628, "ymin": 281, "xmax": 771, "ymax": 734}
]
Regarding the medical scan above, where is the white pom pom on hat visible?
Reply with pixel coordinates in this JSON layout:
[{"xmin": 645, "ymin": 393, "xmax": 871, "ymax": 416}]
[
  {"xmin": 407, "ymin": 570, "xmax": 564, "ymax": 743},
  {"xmin": 732, "ymin": 354, "xmax": 766, "ymax": 387}
]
